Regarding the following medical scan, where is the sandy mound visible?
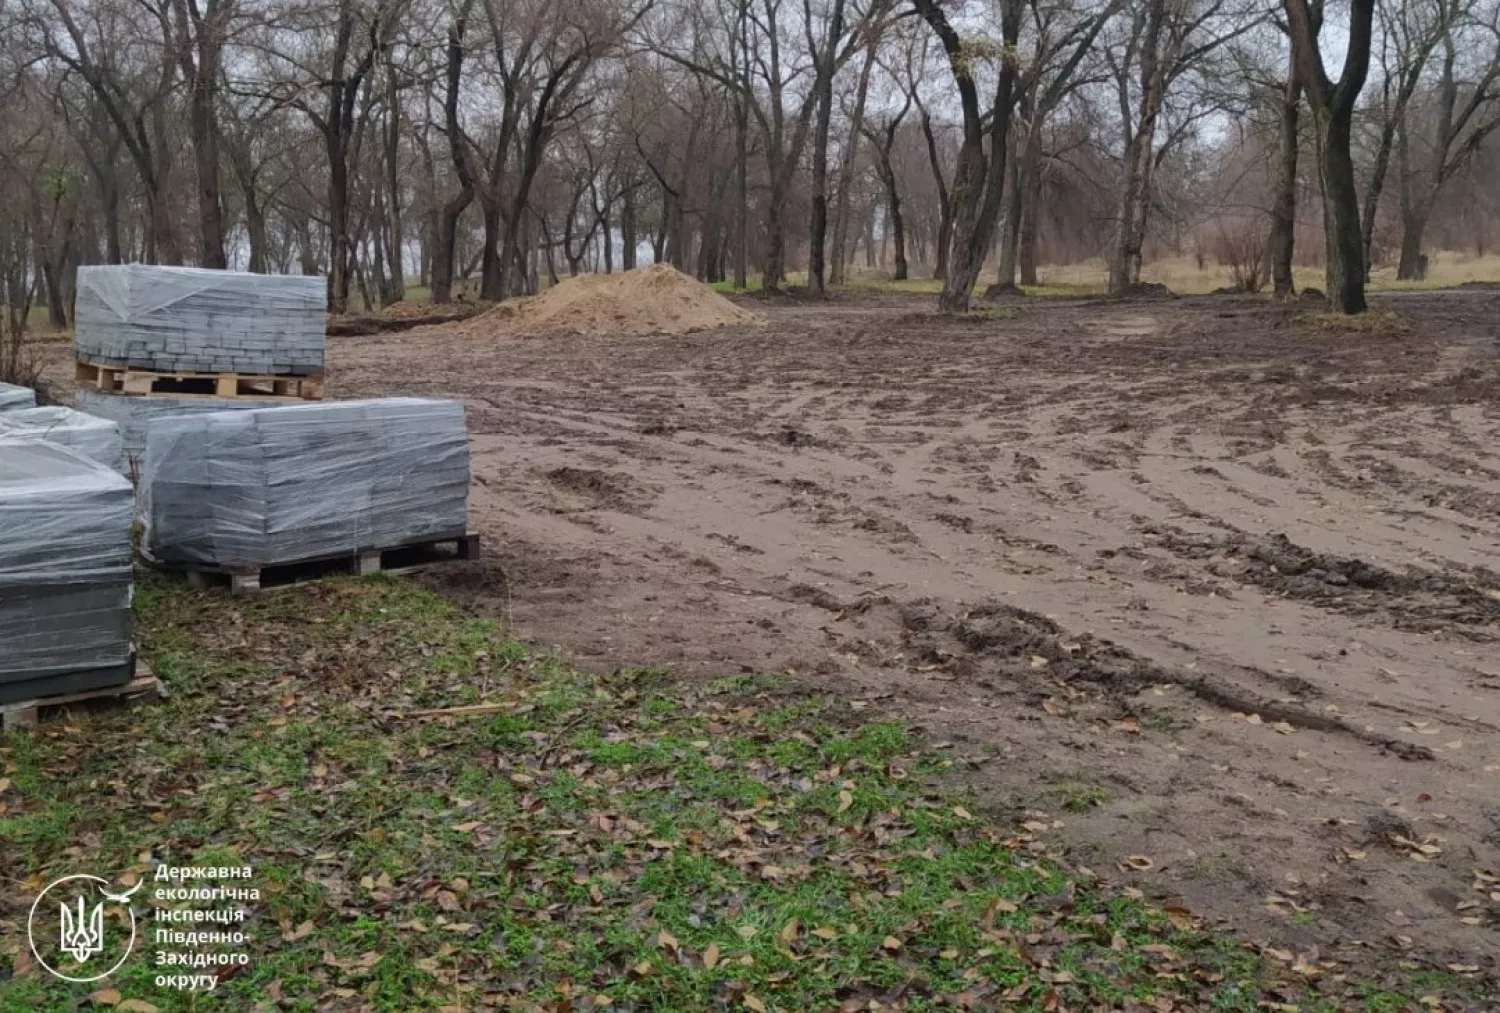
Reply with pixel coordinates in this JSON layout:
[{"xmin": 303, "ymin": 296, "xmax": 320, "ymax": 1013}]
[{"xmin": 469, "ymin": 264, "xmax": 759, "ymax": 338}]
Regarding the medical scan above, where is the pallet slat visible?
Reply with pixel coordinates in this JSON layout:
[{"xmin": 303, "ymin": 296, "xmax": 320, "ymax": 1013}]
[
  {"xmin": 1, "ymin": 663, "xmax": 162, "ymax": 732},
  {"xmin": 75, "ymin": 358, "xmax": 325, "ymax": 402},
  {"xmin": 144, "ymin": 532, "xmax": 481, "ymax": 595}
]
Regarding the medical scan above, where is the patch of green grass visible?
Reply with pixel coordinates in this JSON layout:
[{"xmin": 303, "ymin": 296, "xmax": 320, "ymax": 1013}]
[
  {"xmin": 841, "ymin": 275, "xmax": 945, "ymax": 294},
  {"xmin": 708, "ymin": 276, "xmax": 765, "ymax": 294},
  {"xmin": 1045, "ymin": 780, "xmax": 1109, "ymax": 813},
  {"xmin": 0, "ymin": 575, "xmax": 1487, "ymax": 1011},
  {"xmin": 1021, "ymin": 282, "xmax": 1109, "ymax": 299}
]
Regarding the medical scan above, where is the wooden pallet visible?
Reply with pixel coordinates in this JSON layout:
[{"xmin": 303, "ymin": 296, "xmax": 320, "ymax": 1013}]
[
  {"xmin": 76, "ymin": 359, "xmax": 325, "ymax": 401},
  {"xmin": 1, "ymin": 661, "xmax": 163, "ymax": 732},
  {"xmin": 145, "ymin": 532, "xmax": 481, "ymax": 595}
]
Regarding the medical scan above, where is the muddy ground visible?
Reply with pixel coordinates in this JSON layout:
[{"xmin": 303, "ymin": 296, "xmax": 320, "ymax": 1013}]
[{"xmin": 66, "ymin": 290, "xmax": 1500, "ymax": 975}]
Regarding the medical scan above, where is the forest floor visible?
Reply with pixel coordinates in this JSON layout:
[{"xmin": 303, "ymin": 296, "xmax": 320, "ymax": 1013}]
[{"xmin": 315, "ymin": 287, "xmax": 1500, "ymax": 979}]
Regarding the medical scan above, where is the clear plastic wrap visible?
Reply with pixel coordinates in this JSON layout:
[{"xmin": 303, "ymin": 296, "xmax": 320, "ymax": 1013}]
[
  {"xmin": 74, "ymin": 387, "xmax": 284, "ymax": 464},
  {"xmin": 0, "ymin": 383, "xmax": 35, "ymax": 411},
  {"xmin": 74, "ymin": 264, "xmax": 326, "ymax": 375},
  {"xmin": 0, "ymin": 440, "xmax": 134, "ymax": 703},
  {"xmin": 140, "ymin": 398, "xmax": 470, "ymax": 569},
  {"xmin": 0, "ymin": 406, "xmax": 125, "ymax": 473}
]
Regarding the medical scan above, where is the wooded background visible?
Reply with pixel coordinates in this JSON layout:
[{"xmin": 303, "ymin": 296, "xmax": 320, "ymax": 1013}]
[{"xmin": 1, "ymin": 0, "xmax": 1498, "ymax": 324}]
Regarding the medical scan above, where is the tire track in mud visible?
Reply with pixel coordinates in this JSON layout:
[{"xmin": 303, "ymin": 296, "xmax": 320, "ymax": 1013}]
[
  {"xmin": 1137, "ymin": 523, "xmax": 1500, "ymax": 640},
  {"xmin": 816, "ymin": 592, "xmax": 1439, "ymax": 761}
]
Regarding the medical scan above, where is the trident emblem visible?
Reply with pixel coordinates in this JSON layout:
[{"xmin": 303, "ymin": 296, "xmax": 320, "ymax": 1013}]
[{"xmin": 59, "ymin": 894, "xmax": 104, "ymax": 963}]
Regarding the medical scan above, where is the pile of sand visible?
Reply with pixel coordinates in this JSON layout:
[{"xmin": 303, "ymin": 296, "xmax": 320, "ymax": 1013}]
[{"xmin": 468, "ymin": 264, "xmax": 759, "ymax": 338}]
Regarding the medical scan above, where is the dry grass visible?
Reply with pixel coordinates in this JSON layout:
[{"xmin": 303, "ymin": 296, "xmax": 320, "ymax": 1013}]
[{"xmin": 1026, "ymin": 250, "xmax": 1500, "ymax": 296}]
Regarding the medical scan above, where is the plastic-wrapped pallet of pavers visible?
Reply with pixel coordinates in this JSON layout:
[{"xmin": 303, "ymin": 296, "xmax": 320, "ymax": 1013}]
[
  {"xmin": 0, "ymin": 382, "xmax": 35, "ymax": 411},
  {"xmin": 0, "ymin": 406, "xmax": 125, "ymax": 473},
  {"xmin": 74, "ymin": 264, "xmax": 326, "ymax": 376},
  {"xmin": 0, "ymin": 440, "xmax": 135, "ymax": 704},
  {"xmin": 140, "ymin": 398, "xmax": 470, "ymax": 569}
]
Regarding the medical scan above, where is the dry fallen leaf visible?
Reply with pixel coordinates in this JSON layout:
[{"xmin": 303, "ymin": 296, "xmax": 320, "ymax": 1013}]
[
  {"xmin": 117, "ymin": 1002, "xmax": 158, "ymax": 1013},
  {"xmin": 744, "ymin": 996, "xmax": 767, "ymax": 1013},
  {"xmin": 837, "ymin": 789, "xmax": 853, "ymax": 813},
  {"xmin": 882, "ymin": 935, "xmax": 903, "ymax": 951},
  {"xmin": 90, "ymin": 990, "xmax": 122, "ymax": 1007},
  {"xmin": 780, "ymin": 919, "xmax": 799, "ymax": 945},
  {"xmin": 657, "ymin": 929, "xmax": 678, "ymax": 953},
  {"xmin": 1122, "ymin": 854, "xmax": 1154, "ymax": 871},
  {"xmin": 702, "ymin": 942, "xmax": 719, "ymax": 970},
  {"xmin": 952, "ymin": 806, "xmax": 972, "ymax": 820}
]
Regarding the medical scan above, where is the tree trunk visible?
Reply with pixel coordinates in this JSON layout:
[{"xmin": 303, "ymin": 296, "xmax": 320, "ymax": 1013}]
[
  {"xmin": 1270, "ymin": 72, "xmax": 1301, "ymax": 297},
  {"xmin": 1314, "ymin": 108, "xmax": 1367, "ymax": 311},
  {"xmin": 432, "ymin": 188, "xmax": 471, "ymax": 303},
  {"xmin": 99, "ymin": 167, "xmax": 123, "ymax": 265},
  {"xmin": 296, "ymin": 216, "xmax": 319, "ymax": 275},
  {"xmin": 734, "ymin": 99, "xmax": 749, "ymax": 287},
  {"xmin": 1360, "ymin": 121, "xmax": 1398, "ymax": 279},
  {"xmin": 880, "ymin": 163, "xmax": 907, "ymax": 281},
  {"xmin": 806, "ymin": 0, "xmax": 845, "ymax": 296},
  {"xmin": 830, "ymin": 32, "xmax": 875, "ymax": 287},
  {"xmin": 1018, "ymin": 157, "xmax": 1042, "ymax": 286},
  {"xmin": 917, "ymin": 0, "xmax": 1022, "ymax": 312},
  {"xmin": 1397, "ymin": 205, "xmax": 1431, "ymax": 278},
  {"xmin": 187, "ymin": 52, "xmax": 227, "ymax": 269},
  {"xmin": 480, "ymin": 206, "xmax": 504, "ymax": 300},
  {"xmin": 622, "ymin": 181, "xmax": 638, "ymax": 270},
  {"xmin": 1110, "ymin": 1, "xmax": 1168, "ymax": 295},
  {"xmin": 763, "ymin": 179, "xmax": 788, "ymax": 289},
  {"xmin": 917, "ymin": 105, "xmax": 951, "ymax": 281},
  {"xmin": 245, "ymin": 191, "xmax": 269, "ymax": 274},
  {"xmin": 600, "ymin": 198, "xmax": 613, "ymax": 273},
  {"xmin": 1285, "ymin": 0, "xmax": 1374, "ymax": 313},
  {"xmin": 383, "ymin": 61, "xmax": 405, "ymax": 302},
  {"xmin": 327, "ymin": 154, "xmax": 351, "ymax": 314},
  {"xmin": 432, "ymin": 5, "xmax": 474, "ymax": 303},
  {"xmin": 996, "ymin": 119, "xmax": 1035, "ymax": 291}
]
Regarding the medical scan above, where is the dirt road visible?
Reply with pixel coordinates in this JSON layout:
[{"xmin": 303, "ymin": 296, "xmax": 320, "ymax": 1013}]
[{"xmin": 338, "ymin": 291, "xmax": 1496, "ymax": 970}]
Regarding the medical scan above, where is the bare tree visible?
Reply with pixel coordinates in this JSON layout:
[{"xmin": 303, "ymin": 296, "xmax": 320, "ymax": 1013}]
[
  {"xmin": 911, "ymin": 0, "xmax": 1023, "ymax": 312},
  {"xmin": 861, "ymin": 78, "xmax": 912, "ymax": 279},
  {"xmin": 1394, "ymin": 0, "xmax": 1500, "ymax": 277},
  {"xmin": 1284, "ymin": 0, "xmax": 1376, "ymax": 313}
]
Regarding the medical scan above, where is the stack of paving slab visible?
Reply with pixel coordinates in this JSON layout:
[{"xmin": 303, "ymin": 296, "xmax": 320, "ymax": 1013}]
[
  {"xmin": 140, "ymin": 398, "xmax": 470, "ymax": 570},
  {"xmin": 0, "ymin": 383, "xmax": 35, "ymax": 412},
  {"xmin": 72, "ymin": 265, "xmax": 326, "ymax": 467},
  {"xmin": 76, "ymin": 387, "xmax": 281, "ymax": 464},
  {"xmin": 0, "ymin": 440, "xmax": 135, "ymax": 704},
  {"xmin": 74, "ymin": 264, "xmax": 326, "ymax": 375},
  {"xmin": 0, "ymin": 406, "xmax": 125, "ymax": 473}
]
